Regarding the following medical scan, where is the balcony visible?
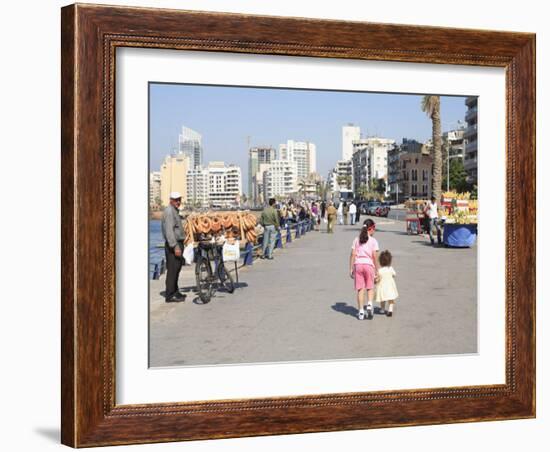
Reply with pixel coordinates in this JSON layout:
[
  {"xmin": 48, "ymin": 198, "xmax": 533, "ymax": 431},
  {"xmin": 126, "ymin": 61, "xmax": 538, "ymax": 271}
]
[
  {"xmin": 465, "ymin": 106, "xmax": 478, "ymax": 122},
  {"xmin": 465, "ymin": 140, "xmax": 478, "ymax": 153},
  {"xmin": 465, "ymin": 96, "xmax": 477, "ymax": 107},
  {"xmin": 464, "ymin": 124, "xmax": 477, "ymax": 139}
]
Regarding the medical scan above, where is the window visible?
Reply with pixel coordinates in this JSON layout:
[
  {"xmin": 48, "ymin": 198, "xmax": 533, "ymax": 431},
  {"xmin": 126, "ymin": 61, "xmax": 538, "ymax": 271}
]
[{"xmin": 412, "ymin": 184, "xmax": 418, "ymax": 196}]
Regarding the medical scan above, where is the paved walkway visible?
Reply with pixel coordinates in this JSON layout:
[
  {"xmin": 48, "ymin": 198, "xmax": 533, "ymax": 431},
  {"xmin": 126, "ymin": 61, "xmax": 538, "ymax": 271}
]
[{"xmin": 149, "ymin": 217, "xmax": 477, "ymax": 367}]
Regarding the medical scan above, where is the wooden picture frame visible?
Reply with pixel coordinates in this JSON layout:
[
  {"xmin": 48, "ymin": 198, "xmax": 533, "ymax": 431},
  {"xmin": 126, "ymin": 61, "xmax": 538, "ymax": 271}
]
[{"xmin": 61, "ymin": 3, "xmax": 535, "ymax": 447}]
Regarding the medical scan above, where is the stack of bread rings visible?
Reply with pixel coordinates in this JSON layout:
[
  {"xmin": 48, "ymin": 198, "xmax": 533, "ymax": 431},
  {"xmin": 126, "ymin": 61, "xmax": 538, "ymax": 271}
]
[{"xmin": 184, "ymin": 211, "xmax": 258, "ymax": 245}]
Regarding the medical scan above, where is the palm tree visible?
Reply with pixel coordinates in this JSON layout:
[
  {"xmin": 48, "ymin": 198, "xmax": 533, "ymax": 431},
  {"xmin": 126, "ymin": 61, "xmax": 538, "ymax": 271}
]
[
  {"xmin": 421, "ymin": 95, "xmax": 442, "ymax": 201},
  {"xmin": 297, "ymin": 179, "xmax": 307, "ymax": 199},
  {"xmin": 316, "ymin": 180, "xmax": 329, "ymax": 200}
]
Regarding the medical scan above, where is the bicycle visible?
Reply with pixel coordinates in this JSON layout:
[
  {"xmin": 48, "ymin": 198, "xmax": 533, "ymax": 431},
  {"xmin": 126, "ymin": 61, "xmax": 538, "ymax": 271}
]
[{"xmin": 195, "ymin": 241, "xmax": 235, "ymax": 303}]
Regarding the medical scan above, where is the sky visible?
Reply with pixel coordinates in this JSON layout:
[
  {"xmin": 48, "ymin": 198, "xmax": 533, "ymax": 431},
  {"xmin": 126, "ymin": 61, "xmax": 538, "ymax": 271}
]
[{"xmin": 149, "ymin": 83, "xmax": 469, "ymax": 189}]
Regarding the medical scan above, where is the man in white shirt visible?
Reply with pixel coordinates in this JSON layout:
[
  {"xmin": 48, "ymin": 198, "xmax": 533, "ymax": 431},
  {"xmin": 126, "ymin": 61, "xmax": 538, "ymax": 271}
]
[
  {"xmin": 425, "ymin": 195, "xmax": 442, "ymax": 245},
  {"xmin": 349, "ymin": 201, "xmax": 357, "ymax": 225}
]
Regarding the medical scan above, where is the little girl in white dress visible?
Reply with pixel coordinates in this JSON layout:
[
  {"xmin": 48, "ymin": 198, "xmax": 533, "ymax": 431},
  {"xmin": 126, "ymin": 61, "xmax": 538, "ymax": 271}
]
[{"xmin": 375, "ymin": 250, "xmax": 399, "ymax": 316}]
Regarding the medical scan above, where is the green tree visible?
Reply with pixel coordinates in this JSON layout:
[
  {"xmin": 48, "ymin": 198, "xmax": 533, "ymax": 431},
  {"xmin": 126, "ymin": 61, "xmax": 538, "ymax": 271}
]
[
  {"xmin": 421, "ymin": 96, "xmax": 442, "ymax": 200},
  {"xmin": 374, "ymin": 178, "xmax": 386, "ymax": 195},
  {"xmin": 446, "ymin": 158, "xmax": 470, "ymax": 193},
  {"xmin": 337, "ymin": 175, "xmax": 352, "ymax": 189},
  {"xmin": 316, "ymin": 180, "xmax": 330, "ymax": 200},
  {"xmin": 357, "ymin": 184, "xmax": 369, "ymax": 199}
]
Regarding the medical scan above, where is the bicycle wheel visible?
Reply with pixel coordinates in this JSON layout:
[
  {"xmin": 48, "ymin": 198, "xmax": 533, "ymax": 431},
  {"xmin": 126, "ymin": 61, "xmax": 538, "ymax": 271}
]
[
  {"xmin": 217, "ymin": 262, "xmax": 235, "ymax": 293},
  {"xmin": 195, "ymin": 255, "xmax": 214, "ymax": 303}
]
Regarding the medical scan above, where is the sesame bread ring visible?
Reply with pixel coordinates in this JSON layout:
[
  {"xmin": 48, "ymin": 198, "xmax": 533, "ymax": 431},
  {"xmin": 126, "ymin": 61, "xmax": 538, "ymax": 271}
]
[
  {"xmin": 221, "ymin": 214, "xmax": 233, "ymax": 229},
  {"xmin": 192, "ymin": 216, "xmax": 201, "ymax": 231},
  {"xmin": 210, "ymin": 215, "xmax": 222, "ymax": 233},
  {"xmin": 198, "ymin": 216, "xmax": 212, "ymax": 234}
]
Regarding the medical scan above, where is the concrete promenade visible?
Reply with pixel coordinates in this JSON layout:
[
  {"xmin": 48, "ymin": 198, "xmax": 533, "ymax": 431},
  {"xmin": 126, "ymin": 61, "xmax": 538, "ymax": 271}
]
[{"xmin": 149, "ymin": 216, "xmax": 477, "ymax": 367}]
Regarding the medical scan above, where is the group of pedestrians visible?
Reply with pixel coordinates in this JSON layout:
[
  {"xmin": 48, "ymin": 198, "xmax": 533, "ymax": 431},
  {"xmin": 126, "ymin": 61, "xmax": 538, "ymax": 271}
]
[
  {"xmin": 260, "ymin": 198, "xmax": 324, "ymax": 259},
  {"xmin": 336, "ymin": 200, "xmax": 360, "ymax": 226}
]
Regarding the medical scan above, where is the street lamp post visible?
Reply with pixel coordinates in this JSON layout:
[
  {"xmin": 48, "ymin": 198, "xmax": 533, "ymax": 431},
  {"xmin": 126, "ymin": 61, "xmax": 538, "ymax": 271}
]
[{"xmin": 395, "ymin": 182, "xmax": 399, "ymax": 204}]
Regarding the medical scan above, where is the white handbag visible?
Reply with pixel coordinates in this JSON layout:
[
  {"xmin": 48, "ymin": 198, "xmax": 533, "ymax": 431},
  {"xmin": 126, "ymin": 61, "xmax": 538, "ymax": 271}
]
[
  {"xmin": 182, "ymin": 243, "xmax": 194, "ymax": 265},
  {"xmin": 222, "ymin": 241, "xmax": 240, "ymax": 262}
]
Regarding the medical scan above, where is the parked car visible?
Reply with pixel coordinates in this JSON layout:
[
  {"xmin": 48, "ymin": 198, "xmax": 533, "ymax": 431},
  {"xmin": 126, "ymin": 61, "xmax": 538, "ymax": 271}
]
[
  {"xmin": 375, "ymin": 206, "xmax": 390, "ymax": 217},
  {"xmin": 367, "ymin": 201, "xmax": 381, "ymax": 215}
]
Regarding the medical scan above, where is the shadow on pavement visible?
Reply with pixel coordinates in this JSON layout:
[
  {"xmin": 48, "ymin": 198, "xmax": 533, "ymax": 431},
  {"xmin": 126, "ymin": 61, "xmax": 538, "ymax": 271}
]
[
  {"xmin": 412, "ymin": 240, "xmax": 443, "ymax": 248},
  {"xmin": 385, "ymin": 230, "xmax": 413, "ymax": 236},
  {"xmin": 331, "ymin": 302, "xmax": 358, "ymax": 318}
]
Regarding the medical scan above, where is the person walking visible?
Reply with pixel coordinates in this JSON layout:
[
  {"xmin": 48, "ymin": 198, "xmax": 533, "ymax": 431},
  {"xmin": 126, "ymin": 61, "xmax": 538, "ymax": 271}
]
[
  {"xmin": 349, "ymin": 201, "xmax": 357, "ymax": 225},
  {"xmin": 311, "ymin": 202, "xmax": 319, "ymax": 231},
  {"xmin": 374, "ymin": 250, "xmax": 399, "ymax": 316},
  {"xmin": 343, "ymin": 201, "xmax": 349, "ymax": 225},
  {"xmin": 320, "ymin": 200, "xmax": 327, "ymax": 221},
  {"xmin": 424, "ymin": 195, "xmax": 442, "ymax": 245},
  {"xmin": 337, "ymin": 201, "xmax": 344, "ymax": 225},
  {"xmin": 349, "ymin": 219, "xmax": 379, "ymax": 320},
  {"xmin": 260, "ymin": 198, "xmax": 280, "ymax": 259},
  {"xmin": 278, "ymin": 202, "xmax": 288, "ymax": 228},
  {"xmin": 326, "ymin": 201, "xmax": 337, "ymax": 233},
  {"xmin": 161, "ymin": 192, "xmax": 186, "ymax": 302}
]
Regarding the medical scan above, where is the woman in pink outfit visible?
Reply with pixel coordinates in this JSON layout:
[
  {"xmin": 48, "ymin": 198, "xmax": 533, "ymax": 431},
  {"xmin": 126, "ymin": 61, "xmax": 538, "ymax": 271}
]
[{"xmin": 349, "ymin": 219, "xmax": 379, "ymax": 320}]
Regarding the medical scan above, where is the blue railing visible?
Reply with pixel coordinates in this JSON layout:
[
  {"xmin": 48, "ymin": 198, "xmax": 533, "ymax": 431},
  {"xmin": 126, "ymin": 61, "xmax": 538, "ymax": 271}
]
[
  {"xmin": 149, "ymin": 218, "xmax": 316, "ymax": 279},
  {"xmin": 241, "ymin": 219, "xmax": 315, "ymax": 266},
  {"xmin": 149, "ymin": 258, "xmax": 166, "ymax": 280}
]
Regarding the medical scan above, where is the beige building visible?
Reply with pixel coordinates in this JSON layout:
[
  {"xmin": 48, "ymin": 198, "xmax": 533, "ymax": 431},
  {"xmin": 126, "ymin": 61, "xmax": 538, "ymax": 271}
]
[
  {"xmin": 160, "ymin": 153, "xmax": 191, "ymax": 207},
  {"xmin": 398, "ymin": 150, "xmax": 433, "ymax": 200},
  {"xmin": 149, "ymin": 171, "xmax": 161, "ymax": 209}
]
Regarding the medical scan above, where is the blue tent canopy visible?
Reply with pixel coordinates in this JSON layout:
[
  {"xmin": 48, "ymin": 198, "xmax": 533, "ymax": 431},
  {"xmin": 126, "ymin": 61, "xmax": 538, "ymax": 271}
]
[{"xmin": 443, "ymin": 223, "xmax": 477, "ymax": 247}]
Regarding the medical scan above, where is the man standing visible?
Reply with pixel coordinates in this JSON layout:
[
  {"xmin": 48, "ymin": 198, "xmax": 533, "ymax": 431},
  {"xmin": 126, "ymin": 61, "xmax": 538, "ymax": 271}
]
[
  {"xmin": 161, "ymin": 192, "xmax": 186, "ymax": 302},
  {"xmin": 260, "ymin": 198, "xmax": 280, "ymax": 260},
  {"xmin": 425, "ymin": 195, "xmax": 442, "ymax": 245},
  {"xmin": 320, "ymin": 200, "xmax": 326, "ymax": 221},
  {"xmin": 348, "ymin": 201, "xmax": 357, "ymax": 225},
  {"xmin": 343, "ymin": 201, "xmax": 349, "ymax": 225},
  {"xmin": 326, "ymin": 201, "xmax": 337, "ymax": 233}
]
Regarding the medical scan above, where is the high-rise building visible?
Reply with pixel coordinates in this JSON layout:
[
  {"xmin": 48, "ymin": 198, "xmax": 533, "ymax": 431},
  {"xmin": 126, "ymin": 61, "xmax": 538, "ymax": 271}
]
[
  {"xmin": 186, "ymin": 167, "xmax": 210, "ymax": 207},
  {"xmin": 207, "ymin": 162, "xmax": 242, "ymax": 208},
  {"xmin": 279, "ymin": 140, "xmax": 317, "ymax": 181},
  {"xmin": 342, "ymin": 124, "xmax": 361, "ymax": 161},
  {"xmin": 328, "ymin": 169, "xmax": 339, "ymax": 194},
  {"xmin": 442, "ymin": 125, "xmax": 466, "ymax": 160},
  {"xmin": 387, "ymin": 144, "xmax": 403, "ymax": 201},
  {"xmin": 464, "ymin": 97, "xmax": 478, "ymax": 184},
  {"xmin": 335, "ymin": 160, "xmax": 353, "ymax": 193},
  {"xmin": 263, "ymin": 159, "xmax": 297, "ymax": 199},
  {"xmin": 254, "ymin": 163, "xmax": 271, "ymax": 206},
  {"xmin": 351, "ymin": 137, "xmax": 394, "ymax": 195},
  {"xmin": 149, "ymin": 171, "xmax": 161, "ymax": 209},
  {"xmin": 179, "ymin": 126, "xmax": 203, "ymax": 168},
  {"xmin": 160, "ymin": 153, "xmax": 191, "ymax": 207},
  {"xmin": 248, "ymin": 146, "xmax": 276, "ymax": 202}
]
